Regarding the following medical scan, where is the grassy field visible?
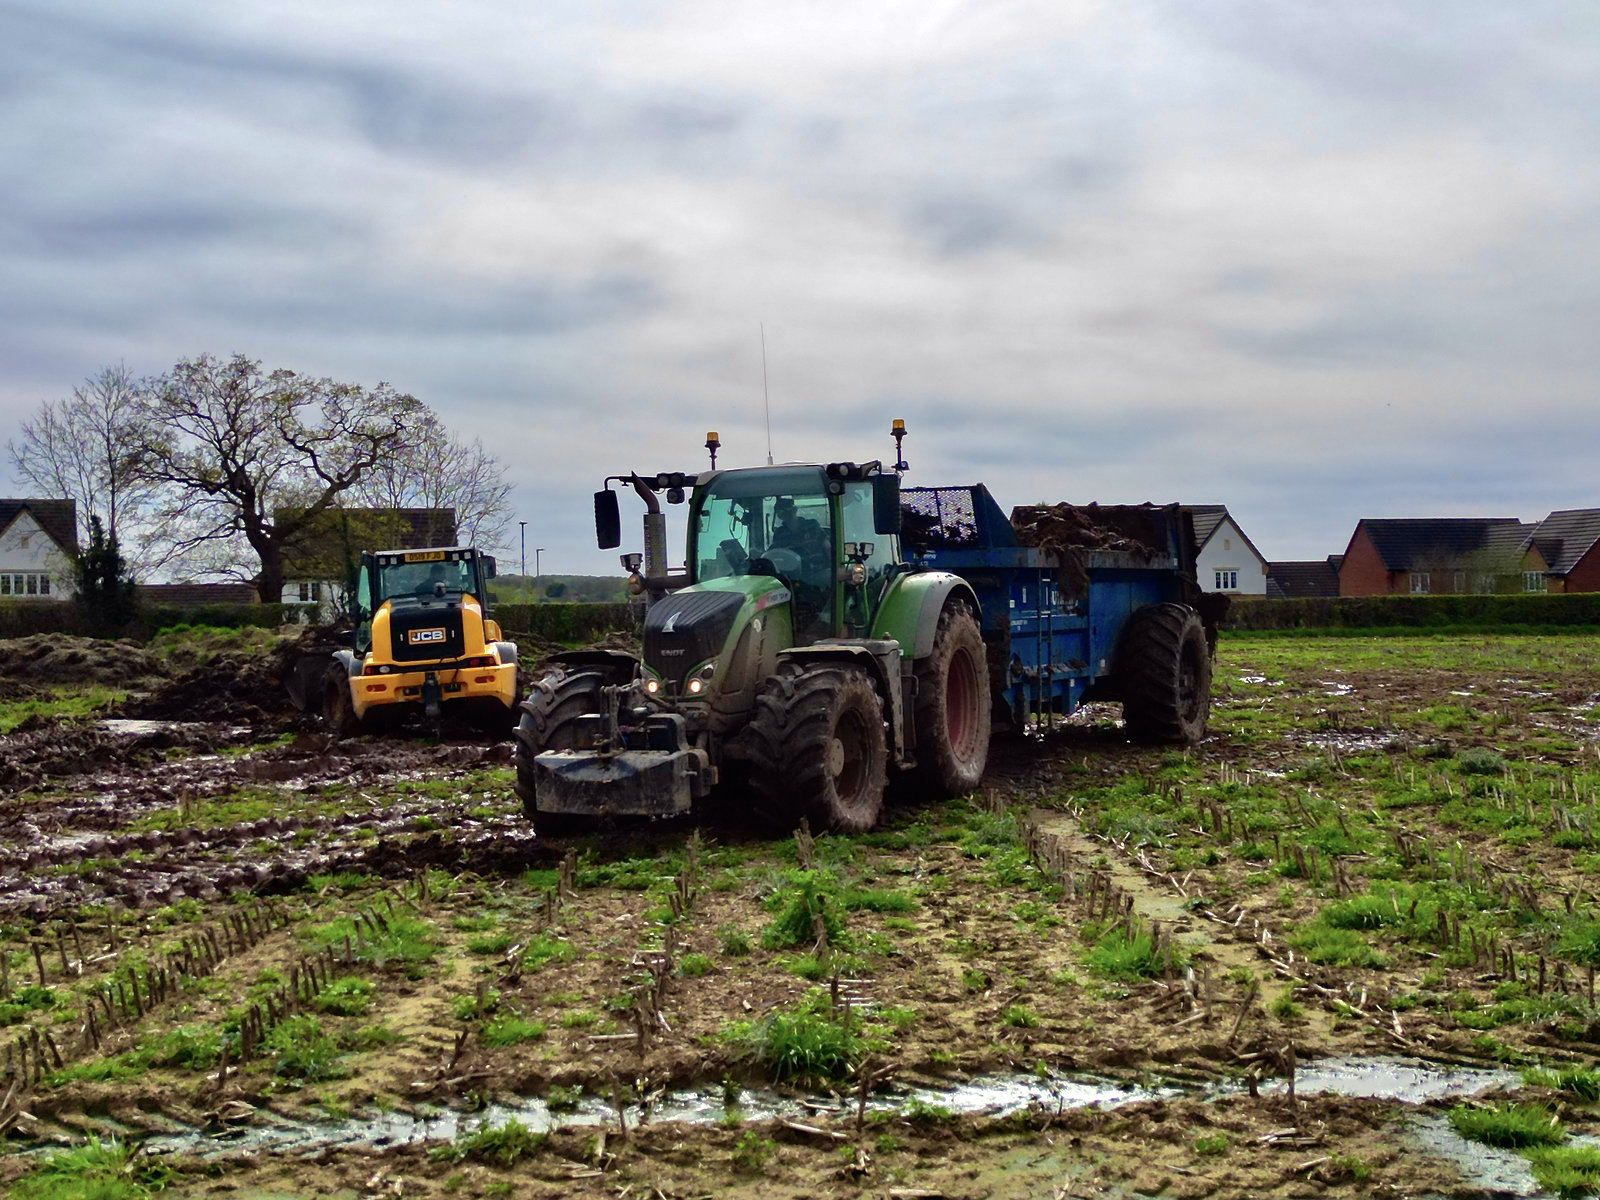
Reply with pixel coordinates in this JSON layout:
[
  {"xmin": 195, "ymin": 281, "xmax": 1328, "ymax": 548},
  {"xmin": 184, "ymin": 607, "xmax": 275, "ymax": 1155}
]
[{"xmin": 3, "ymin": 631, "xmax": 1600, "ymax": 1197}]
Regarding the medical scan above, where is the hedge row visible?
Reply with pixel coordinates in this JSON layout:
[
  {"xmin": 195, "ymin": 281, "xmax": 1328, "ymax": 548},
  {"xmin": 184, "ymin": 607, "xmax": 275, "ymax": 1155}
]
[
  {"xmin": 1225, "ymin": 592, "xmax": 1600, "ymax": 631},
  {"xmin": 0, "ymin": 602, "xmax": 290, "ymax": 641},
  {"xmin": 491, "ymin": 602, "xmax": 639, "ymax": 645}
]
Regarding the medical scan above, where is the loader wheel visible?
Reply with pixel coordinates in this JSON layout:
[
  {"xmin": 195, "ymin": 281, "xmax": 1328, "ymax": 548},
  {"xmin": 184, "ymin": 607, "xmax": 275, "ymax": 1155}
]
[
  {"xmin": 912, "ymin": 602, "xmax": 991, "ymax": 797},
  {"xmin": 513, "ymin": 669, "xmax": 606, "ymax": 834},
  {"xmin": 1119, "ymin": 603, "xmax": 1211, "ymax": 745},
  {"xmin": 745, "ymin": 664, "xmax": 887, "ymax": 833},
  {"xmin": 322, "ymin": 665, "xmax": 361, "ymax": 739}
]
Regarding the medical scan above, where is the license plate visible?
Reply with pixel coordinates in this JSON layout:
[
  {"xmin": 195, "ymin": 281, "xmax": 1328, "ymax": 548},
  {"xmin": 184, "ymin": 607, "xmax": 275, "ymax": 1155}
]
[
  {"xmin": 408, "ymin": 628, "xmax": 446, "ymax": 645},
  {"xmin": 403, "ymin": 550, "xmax": 446, "ymax": 562}
]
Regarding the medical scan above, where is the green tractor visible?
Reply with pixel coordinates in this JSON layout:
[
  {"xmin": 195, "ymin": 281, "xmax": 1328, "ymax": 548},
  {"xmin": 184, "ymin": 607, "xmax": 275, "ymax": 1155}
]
[{"xmin": 513, "ymin": 446, "xmax": 989, "ymax": 834}]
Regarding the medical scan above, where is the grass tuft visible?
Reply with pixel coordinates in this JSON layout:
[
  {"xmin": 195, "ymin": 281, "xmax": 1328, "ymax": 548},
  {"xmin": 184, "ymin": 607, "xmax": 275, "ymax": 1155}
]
[{"xmin": 1448, "ymin": 1101, "xmax": 1564, "ymax": 1149}]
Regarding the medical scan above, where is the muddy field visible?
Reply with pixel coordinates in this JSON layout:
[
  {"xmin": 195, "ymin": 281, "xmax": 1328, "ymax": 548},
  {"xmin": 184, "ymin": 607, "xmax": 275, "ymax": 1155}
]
[{"xmin": 6, "ymin": 631, "xmax": 1600, "ymax": 1198}]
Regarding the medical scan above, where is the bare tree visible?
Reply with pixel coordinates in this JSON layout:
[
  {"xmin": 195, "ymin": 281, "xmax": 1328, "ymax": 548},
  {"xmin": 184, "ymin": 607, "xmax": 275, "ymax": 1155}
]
[
  {"xmin": 350, "ymin": 408, "xmax": 513, "ymax": 551},
  {"xmin": 130, "ymin": 353, "xmax": 425, "ymax": 602},
  {"xmin": 6, "ymin": 363, "xmax": 158, "ymax": 561}
]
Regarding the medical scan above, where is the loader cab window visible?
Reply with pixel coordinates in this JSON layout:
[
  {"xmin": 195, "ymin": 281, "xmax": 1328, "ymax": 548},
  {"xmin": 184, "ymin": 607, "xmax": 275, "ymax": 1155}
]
[
  {"xmin": 693, "ymin": 470, "xmax": 834, "ymax": 639},
  {"xmin": 376, "ymin": 556, "xmax": 478, "ymax": 602}
]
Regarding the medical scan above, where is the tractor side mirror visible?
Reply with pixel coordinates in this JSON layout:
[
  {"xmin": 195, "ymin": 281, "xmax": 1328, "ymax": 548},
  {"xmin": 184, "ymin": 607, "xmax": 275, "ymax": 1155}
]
[
  {"xmin": 595, "ymin": 490, "xmax": 622, "ymax": 550},
  {"xmin": 482, "ymin": 555, "xmax": 497, "ymax": 579},
  {"xmin": 871, "ymin": 473, "xmax": 902, "ymax": 535}
]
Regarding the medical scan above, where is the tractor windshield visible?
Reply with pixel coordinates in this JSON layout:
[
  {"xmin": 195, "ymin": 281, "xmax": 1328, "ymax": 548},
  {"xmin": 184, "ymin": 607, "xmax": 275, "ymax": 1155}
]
[
  {"xmin": 692, "ymin": 468, "xmax": 833, "ymax": 635},
  {"xmin": 375, "ymin": 555, "xmax": 479, "ymax": 604}
]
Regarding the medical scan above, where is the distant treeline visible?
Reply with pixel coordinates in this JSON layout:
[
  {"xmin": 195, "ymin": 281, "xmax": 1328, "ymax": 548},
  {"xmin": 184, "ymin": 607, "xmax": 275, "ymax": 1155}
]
[
  {"xmin": 492, "ymin": 603, "xmax": 638, "ymax": 645},
  {"xmin": 1225, "ymin": 592, "xmax": 1600, "ymax": 632},
  {"xmin": 489, "ymin": 575, "xmax": 629, "ymax": 604}
]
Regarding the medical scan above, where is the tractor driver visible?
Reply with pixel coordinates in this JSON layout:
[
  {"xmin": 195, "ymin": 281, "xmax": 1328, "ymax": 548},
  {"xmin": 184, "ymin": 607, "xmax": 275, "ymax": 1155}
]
[
  {"xmin": 767, "ymin": 496, "xmax": 831, "ymax": 638},
  {"xmin": 769, "ymin": 497, "xmax": 827, "ymax": 565},
  {"xmin": 416, "ymin": 563, "xmax": 449, "ymax": 596}
]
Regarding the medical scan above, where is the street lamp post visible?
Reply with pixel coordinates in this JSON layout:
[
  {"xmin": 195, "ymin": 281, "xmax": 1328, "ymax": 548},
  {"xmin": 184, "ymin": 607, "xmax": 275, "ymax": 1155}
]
[
  {"xmin": 535, "ymin": 548, "xmax": 545, "ymax": 581},
  {"xmin": 519, "ymin": 522, "xmax": 527, "ymax": 580}
]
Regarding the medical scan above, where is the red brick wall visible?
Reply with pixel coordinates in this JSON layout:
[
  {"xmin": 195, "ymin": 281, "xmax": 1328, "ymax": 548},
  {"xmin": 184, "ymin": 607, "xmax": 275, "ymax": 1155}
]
[
  {"xmin": 1338, "ymin": 527, "xmax": 1397, "ymax": 596},
  {"xmin": 1563, "ymin": 544, "xmax": 1600, "ymax": 594}
]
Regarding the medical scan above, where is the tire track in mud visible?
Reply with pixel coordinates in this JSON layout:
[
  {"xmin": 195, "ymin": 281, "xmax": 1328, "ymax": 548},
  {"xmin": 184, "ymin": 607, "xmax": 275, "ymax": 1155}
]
[
  {"xmin": 0, "ymin": 724, "xmax": 546, "ymax": 919},
  {"xmin": 1022, "ymin": 804, "xmax": 1344, "ymax": 1057}
]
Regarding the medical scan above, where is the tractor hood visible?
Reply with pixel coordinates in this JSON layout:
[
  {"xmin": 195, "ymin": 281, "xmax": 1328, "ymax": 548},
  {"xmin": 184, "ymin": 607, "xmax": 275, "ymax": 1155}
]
[{"xmin": 643, "ymin": 577, "xmax": 788, "ymax": 689}]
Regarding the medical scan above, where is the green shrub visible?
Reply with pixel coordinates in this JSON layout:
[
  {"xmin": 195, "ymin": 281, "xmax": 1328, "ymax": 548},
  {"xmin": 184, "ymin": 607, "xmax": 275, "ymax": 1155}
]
[{"xmin": 1524, "ymin": 1066, "xmax": 1600, "ymax": 1102}]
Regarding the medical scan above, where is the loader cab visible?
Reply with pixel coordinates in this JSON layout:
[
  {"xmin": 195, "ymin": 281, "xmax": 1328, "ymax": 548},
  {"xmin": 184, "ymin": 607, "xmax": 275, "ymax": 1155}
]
[
  {"xmin": 688, "ymin": 464, "xmax": 902, "ymax": 643},
  {"xmin": 352, "ymin": 547, "xmax": 491, "ymax": 654}
]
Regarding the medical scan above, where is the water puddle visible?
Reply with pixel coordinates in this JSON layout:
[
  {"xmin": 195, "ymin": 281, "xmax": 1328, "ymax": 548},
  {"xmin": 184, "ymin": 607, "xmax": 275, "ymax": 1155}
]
[
  {"xmin": 1408, "ymin": 1113, "xmax": 1541, "ymax": 1197},
  {"xmin": 1262, "ymin": 1056, "xmax": 1517, "ymax": 1103},
  {"xmin": 1319, "ymin": 681, "xmax": 1355, "ymax": 696},
  {"xmin": 140, "ymin": 1068, "xmax": 1165, "ymax": 1161},
  {"xmin": 98, "ymin": 719, "xmax": 245, "ymax": 738},
  {"xmin": 126, "ymin": 1055, "xmax": 1543, "ymax": 1167}
]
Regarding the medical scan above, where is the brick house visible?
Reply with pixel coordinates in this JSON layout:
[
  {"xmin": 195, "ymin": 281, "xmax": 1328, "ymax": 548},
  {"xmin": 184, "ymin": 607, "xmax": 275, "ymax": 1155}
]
[
  {"xmin": 1338, "ymin": 519, "xmax": 1547, "ymax": 597},
  {"xmin": 1532, "ymin": 509, "xmax": 1600, "ymax": 594},
  {"xmin": 1184, "ymin": 505, "xmax": 1270, "ymax": 596},
  {"xmin": 0, "ymin": 498, "xmax": 78, "ymax": 601}
]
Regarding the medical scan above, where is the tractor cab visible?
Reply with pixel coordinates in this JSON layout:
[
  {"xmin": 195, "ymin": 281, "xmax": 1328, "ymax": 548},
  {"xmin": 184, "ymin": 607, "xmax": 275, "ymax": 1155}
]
[{"xmin": 687, "ymin": 463, "xmax": 903, "ymax": 641}]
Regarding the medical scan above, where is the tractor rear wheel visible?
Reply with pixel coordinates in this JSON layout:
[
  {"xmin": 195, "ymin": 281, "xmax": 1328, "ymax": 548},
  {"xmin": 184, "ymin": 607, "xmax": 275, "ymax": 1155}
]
[
  {"xmin": 745, "ymin": 664, "xmax": 888, "ymax": 833},
  {"xmin": 912, "ymin": 603, "xmax": 991, "ymax": 797},
  {"xmin": 1119, "ymin": 603, "xmax": 1211, "ymax": 744},
  {"xmin": 513, "ymin": 669, "xmax": 607, "ymax": 834},
  {"xmin": 323, "ymin": 665, "xmax": 361, "ymax": 739}
]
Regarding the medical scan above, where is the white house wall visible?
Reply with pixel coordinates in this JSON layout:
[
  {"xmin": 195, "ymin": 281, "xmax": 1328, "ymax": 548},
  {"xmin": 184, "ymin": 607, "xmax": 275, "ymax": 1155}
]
[
  {"xmin": 1195, "ymin": 517, "xmax": 1267, "ymax": 595},
  {"xmin": 0, "ymin": 511, "xmax": 75, "ymax": 600}
]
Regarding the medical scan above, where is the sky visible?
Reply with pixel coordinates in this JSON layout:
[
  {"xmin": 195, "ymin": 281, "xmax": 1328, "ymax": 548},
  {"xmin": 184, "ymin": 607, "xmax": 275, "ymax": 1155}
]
[{"xmin": 2, "ymin": 0, "xmax": 1598, "ymax": 576}]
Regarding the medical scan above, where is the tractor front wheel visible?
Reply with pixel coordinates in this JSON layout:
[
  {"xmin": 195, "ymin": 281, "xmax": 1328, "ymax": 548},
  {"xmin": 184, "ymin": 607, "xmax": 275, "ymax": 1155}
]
[
  {"xmin": 513, "ymin": 669, "xmax": 607, "ymax": 835},
  {"xmin": 912, "ymin": 602, "xmax": 991, "ymax": 797},
  {"xmin": 745, "ymin": 664, "xmax": 888, "ymax": 833},
  {"xmin": 1119, "ymin": 602, "xmax": 1212, "ymax": 745}
]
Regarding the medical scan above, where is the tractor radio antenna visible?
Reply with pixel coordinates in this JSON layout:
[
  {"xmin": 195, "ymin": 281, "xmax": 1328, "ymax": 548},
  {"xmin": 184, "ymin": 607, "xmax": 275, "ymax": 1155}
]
[{"xmin": 760, "ymin": 321, "xmax": 774, "ymax": 466}]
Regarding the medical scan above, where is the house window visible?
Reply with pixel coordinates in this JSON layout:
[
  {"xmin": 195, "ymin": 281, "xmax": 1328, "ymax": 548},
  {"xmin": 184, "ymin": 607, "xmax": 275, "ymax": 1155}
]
[
  {"xmin": 0, "ymin": 575, "xmax": 8, "ymax": 595},
  {"xmin": 1214, "ymin": 570, "xmax": 1238, "ymax": 591},
  {"xmin": 25, "ymin": 575, "xmax": 37, "ymax": 595},
  {"xmin": 1452, "ymin": 571, "xmax": 1467, "ymax": 594},
  {"xmin": 18, "ymin": 535, "xmax": 28, "ymax": 550},
  {"xmin": 297, "ymin": 582, "xmax": 310, "ymax": 602},
  {"xmin": 39, "ymin": 575, "xmax": 49, "ymax": 596},
  {"xmin": 1410, "ymin": 572, "xmax": 1430, "ymax": 594},
  {"xmin": 311, "ymin": 580, "xmax": 322, "ymax": 602},
  {"xmin": 1525, "ymin": 572, "xmax": 1545, "ymax": 593}
]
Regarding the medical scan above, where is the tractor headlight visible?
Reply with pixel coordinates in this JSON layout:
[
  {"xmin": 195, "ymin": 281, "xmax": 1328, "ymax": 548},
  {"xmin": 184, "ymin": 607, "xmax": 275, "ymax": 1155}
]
[
  {"xmin": 644, "ymin": 678, "xmax": 660, "ymax": 695},
  {"xmin": 685, "ymin": 662, "xmax": 717, "ymax": 697}
]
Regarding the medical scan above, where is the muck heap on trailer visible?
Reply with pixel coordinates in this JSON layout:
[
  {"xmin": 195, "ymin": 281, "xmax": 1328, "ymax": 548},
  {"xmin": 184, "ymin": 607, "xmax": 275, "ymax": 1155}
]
[
  {"xmin": 312, "ymin": 546, "xmax": 521, "ymax": 735},
  {"xmin": 514, "ymin": 424, "xmax": 1222, "ymax": 833}
]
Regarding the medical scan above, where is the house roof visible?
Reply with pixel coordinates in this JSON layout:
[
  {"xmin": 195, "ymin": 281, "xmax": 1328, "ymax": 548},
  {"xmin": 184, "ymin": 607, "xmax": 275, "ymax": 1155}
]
[
  {"xmin": 1181, "ymin": 504, "xmax": 1268, "ymax": 565},
  {"xmin": 1533, "ymin": 509, "xmax": 1600, "ymax": 576},
  {"xmin": 1351, "ymin": 518, "xmax": 1531, "ymax": 572},
  {"xmin": 1266, "ymin": 560, "xmax": 1341, "ymax": 599},
  {"xmin": 135, "ymin": 583, "xmax": 260, "ymax": 607},
  {"xmin": 278, "ymin": 507, "xmax": 457, "ymax": 575},
  {"xmin": 0, "ymin": 498, "xmax": 78, "ymax": 556}
]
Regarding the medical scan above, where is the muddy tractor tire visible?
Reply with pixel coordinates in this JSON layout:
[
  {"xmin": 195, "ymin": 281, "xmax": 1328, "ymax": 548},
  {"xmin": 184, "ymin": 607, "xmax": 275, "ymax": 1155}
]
[
  {"xmin": 745, "ymin": 663, "xmax": 888, "ymax": 833},
  {"xmin": 322, "ymin": 664, "xmax": 362, "ymax": 739},
  {"xmin": 1119, "ymin": 602, "xmax": 1212, "ymax": 745},
  {"xmin": 513, "ymin": 669, "xmax": 608, "ymax": 833},
  {"xmin": 912, "ymin": 602, "xmax": 991, "ymax": 797}
]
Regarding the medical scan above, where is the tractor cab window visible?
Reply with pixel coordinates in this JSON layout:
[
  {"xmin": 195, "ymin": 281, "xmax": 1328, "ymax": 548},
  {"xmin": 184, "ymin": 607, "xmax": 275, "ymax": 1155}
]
[
  {"xmin": 839, "ymin": 480, "xmax": 898, "ymax": 625},
  {"xmin": 694, "ymin": 470, "xmax": 834, "ymax": 638},
  {"xmin": 375, "ymin": 556, "xmax": 477, "ymax": 603}
]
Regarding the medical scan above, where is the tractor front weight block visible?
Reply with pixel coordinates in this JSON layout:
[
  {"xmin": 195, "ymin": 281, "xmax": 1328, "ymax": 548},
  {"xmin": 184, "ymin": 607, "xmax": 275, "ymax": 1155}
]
[{"xmin": 532, "ymin": 746, "xmax": 714, "ymax": 817}]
